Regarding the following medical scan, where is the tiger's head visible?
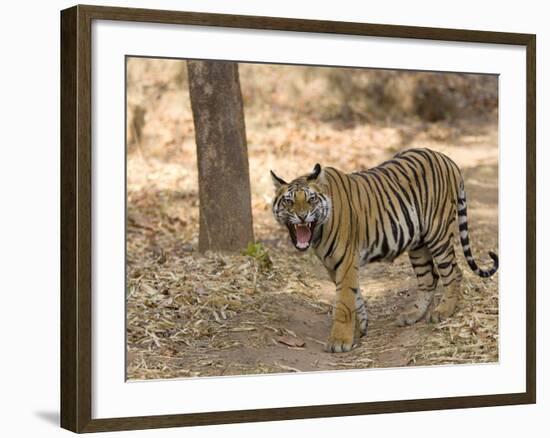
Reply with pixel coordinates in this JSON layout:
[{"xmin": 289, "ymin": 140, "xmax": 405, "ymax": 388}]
[{"xmin": 270, "ymin": 164, "xmax": 332, "ymax": 251}]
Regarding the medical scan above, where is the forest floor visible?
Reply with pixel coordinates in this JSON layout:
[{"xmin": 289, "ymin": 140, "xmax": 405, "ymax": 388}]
[
  {"xmin": 126, "ymin": 119, "xmax": 499, "ymax": 380},
  {"xmin": 126, "ymin": 60, "xmax": 499, "ymax": 380}
]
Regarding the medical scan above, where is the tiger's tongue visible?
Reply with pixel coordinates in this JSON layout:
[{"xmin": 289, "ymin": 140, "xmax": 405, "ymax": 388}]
[{"xmin": 295, "ymin": 225, "xmax": 311, "ymax": 247}]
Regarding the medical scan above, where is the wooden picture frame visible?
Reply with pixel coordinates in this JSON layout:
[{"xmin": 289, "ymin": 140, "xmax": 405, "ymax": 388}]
[{"xmin": 60, "ymin": 4, "xmax": 536, "ymax": 433}]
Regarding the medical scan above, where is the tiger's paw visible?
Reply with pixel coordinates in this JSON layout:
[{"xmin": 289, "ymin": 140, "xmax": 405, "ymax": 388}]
[
  {"xmin": 325, "ymin": 338, "xmax": 354, "ymax": 353},
  {"xmin": 396, "ymin": 305, "xmax": 427, "ymax": 327},
  {"xmin": 325, "ymin": 324, "xmax": 355, "ymax": 353},
  {"xmin": 430, "ymin": 296, "xmax": 458, "ymax": 323}
]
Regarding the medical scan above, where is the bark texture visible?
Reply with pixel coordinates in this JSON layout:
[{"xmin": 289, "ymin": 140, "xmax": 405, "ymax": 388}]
[{"xmin": 187, "ymin": 60, "xmax": 254, "ymax": 252}]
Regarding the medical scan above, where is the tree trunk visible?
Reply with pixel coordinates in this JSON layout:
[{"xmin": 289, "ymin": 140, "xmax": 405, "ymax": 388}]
[{"xmin": 187, "ymin": 60, "xmax": 254, "ymax": 253}]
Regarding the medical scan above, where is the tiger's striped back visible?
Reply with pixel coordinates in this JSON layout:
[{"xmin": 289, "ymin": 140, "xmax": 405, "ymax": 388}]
[{"xmin": 313, "ymin": 148, "xmax": 498, "ymax": 278}]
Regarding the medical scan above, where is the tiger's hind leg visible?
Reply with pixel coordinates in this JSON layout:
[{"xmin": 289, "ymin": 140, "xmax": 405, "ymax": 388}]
[
  {"xmin": 396, "ymin": 246, "xmax": 438, "ymax": 326},
  {"xmin": 428, "ymin": 238, "xmax": 462, "ymax": 323},
  {"xmin": 354, "ymin": 289, "xmax": 368, "ymax": 338}
]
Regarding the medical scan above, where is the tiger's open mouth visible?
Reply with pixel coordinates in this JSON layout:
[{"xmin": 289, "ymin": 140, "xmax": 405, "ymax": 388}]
[{"xmin": 287, "ymin": 221, "xmax": 317, "ymax": 251}]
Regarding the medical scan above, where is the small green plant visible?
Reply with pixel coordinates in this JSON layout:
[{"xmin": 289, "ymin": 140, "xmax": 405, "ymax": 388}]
[{"xmin": 242, "ymin": 242, "xmax": 273, "ymax": 271}]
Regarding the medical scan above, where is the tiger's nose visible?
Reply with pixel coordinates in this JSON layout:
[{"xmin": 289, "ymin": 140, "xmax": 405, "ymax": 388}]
[{"xmin": 298, "ymin": 214, "xmax": 307, "ymax": 222}]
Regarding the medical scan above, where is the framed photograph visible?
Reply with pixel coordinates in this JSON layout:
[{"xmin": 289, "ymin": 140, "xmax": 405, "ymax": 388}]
[{"xmin": 60, "ymin": 4, "xmax": 536, "ymax": 433}]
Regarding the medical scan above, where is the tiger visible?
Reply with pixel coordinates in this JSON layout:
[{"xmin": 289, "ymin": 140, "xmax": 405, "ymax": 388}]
[{"xmin": 270, "ymin": 148, "xmax": 498, "ymax": 353}]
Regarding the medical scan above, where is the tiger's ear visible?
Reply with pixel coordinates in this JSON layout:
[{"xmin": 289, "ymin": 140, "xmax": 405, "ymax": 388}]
[
  {"xmin": 306, "ymin": 163, "xmax": 323, "ymax": 181},
  {"xmin": 270, "ymin": 170, "xmax": 287, "ymax": 189},
  {"xmin": 306, "ymin": 163, "xmax": 321, "ymax": 180}
]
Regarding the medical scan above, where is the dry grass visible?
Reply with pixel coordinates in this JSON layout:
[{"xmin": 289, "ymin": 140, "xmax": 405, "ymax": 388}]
[{"xmin": 126, "ymin": 58, "xmax": 499, "ymax": 380}]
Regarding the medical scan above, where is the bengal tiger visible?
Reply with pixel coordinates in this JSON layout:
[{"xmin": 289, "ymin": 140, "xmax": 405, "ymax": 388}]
[{"xmin": 270, "ymin": 148, "xmax": 498, "ymax": 353}]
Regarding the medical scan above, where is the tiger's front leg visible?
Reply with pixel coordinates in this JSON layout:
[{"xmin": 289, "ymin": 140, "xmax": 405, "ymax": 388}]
[{"xmin": 325, "ymin": 255, "xmax": 360, "ymax": 353}]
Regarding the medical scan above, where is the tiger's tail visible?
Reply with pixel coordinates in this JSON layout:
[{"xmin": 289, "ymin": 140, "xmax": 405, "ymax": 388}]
[{"xmin": 456, "ymin": 178, "xmax": 499, "ymax": 278}]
